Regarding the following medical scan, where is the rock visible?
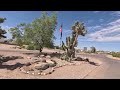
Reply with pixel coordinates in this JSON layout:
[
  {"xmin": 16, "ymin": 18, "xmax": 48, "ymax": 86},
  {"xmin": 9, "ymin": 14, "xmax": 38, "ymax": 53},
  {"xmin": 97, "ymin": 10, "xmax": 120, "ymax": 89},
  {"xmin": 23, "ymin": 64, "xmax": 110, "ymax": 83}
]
[
  {"xmin": 46, "ymin": 59, "xmax": 56, "ymax": 67},
  {"xmin": 83, "ymin": 58, "xmax": 89, "ymax": 62},
  {"xmin": 46, "ymin": 59, "xmax": 54, "ymax": 64},
  {"xmin": 17, "ymin": 56, "xmax": 24, "ymax": 59},
  {"xmin": 41, "ymin": 58, "xmax": 46, "ymax": 62},
  {"xmin": 0, "ymin": 56, "xmax": 4, "ymax": 60},
  {"xmin": 4, "ymin": 56, "xmax": 10, "ymax": 60},
  {"xmin": 41, "ymin": 73, "xmax": 46, "ymax": 75},
  {"xmin": 48, "ymin": 63, "xmax": 56, "ymax": 67},
  {"xmin": 51, "ymin": 60, "xmax": 57, "ymax": 65},
  {"xmin": 40, "ymin": 55, "xmax": 45, "ymax": 58},
  {"xmin": 75, "ymin": 57, "xmax": 83, "ymax": 61},
  {"xmin": 46, "ymin": 55, "xmax": 51, "ymax": 59},
  {"xmin": 34, "ymin": 63, "xmax": 49, "ymax": 70},
  {"xmin": 44, "ymin": 53, "xmax": 47, "ymax": 56},
  {"xmin": 42, "ymin": 67, "xmax": 54, "ymax": 75},
  {"xmin": 31, "ymin": 57, "xmax": 39, "ymax": 60},
  {"xmin": 26, "ymin": 62, "xmax": 31, "ymax": 66},
  {"xmin": 26, "ymin": 71, "xmax": 29, "ymax": 74}
]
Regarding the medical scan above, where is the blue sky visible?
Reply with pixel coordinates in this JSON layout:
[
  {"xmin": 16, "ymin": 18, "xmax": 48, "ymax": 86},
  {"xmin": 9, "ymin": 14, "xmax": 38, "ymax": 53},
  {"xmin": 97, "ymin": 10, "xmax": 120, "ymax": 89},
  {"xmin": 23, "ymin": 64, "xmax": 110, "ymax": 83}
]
[{"xmin": 0, "ymin": 11, "xmax": 120, "ymax": 52}]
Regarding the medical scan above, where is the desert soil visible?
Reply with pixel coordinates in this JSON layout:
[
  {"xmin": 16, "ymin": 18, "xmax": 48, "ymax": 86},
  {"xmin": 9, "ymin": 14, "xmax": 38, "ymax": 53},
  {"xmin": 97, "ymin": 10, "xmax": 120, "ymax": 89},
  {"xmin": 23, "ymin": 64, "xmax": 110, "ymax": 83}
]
[
  {"xmin": 0, "ymin": 44, "xmax": 102, "ymax": 79},
  {"xmin": 106, "ymin": 55, "xmax": 120, "ymax": 60}
]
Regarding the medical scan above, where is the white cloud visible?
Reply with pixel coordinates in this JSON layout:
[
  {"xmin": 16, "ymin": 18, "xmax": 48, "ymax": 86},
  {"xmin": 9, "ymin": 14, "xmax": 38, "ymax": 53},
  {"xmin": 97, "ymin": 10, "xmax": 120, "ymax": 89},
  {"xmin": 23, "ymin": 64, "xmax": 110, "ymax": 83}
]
[
  {"xmin": 87, "ymin": 25, "xmax": 102, "ymax": 33},
  {"xmin": 93, "ymin": 11, "xmax": 101, "ymax": 13},
  {"xmin": 1, "ymin": 25, "xmax": 13, "ymax": 31},
  {"xmin": 112, "ymin": 11, "xmax": 120, "ymax": 16},
  {"xmin": 63, "ymin": 29, "xmax": 71, "ymax": 33},
  {"xmin": 88, "ymin": 18, "xmax": 120, "ymax": 42}
]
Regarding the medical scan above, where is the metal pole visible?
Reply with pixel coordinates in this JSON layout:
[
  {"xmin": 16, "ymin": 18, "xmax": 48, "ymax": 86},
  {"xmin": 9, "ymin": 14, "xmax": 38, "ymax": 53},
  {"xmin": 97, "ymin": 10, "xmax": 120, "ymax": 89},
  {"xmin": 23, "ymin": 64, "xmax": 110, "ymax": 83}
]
[{"xmin": 59, "ymin": 37, "xmax": 62, "ymax": 58}]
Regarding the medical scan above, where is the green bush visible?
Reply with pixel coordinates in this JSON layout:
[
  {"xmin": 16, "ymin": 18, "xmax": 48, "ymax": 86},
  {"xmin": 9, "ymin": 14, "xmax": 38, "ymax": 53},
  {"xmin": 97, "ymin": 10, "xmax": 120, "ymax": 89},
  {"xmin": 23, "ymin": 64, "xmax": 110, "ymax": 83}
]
[
  {"xmin": 27, "ymin": 44, "xmax": 35, "ymax": 50},
  {"xmin": 112, "ymin": 52, "xmax": 120, "ymax": 58},
  {"xmin": 34, "ymin": 45, "xmax": 40, "ymax": 50},
  {"xmin": 20, "ymin": 45, "xmax": 25, "ymax": 49}
]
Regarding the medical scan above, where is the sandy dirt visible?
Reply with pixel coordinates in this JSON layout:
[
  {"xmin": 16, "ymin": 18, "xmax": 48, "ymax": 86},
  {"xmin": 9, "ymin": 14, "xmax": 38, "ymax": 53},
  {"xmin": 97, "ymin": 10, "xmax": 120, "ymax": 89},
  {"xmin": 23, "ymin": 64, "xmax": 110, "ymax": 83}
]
[
  {"xmin": 106, "ymin": 55, "xmax": 120, "ymax": 60},
  {"xmin": 0, "ymin": 44, "xmax": 101, "ymax": 79}
]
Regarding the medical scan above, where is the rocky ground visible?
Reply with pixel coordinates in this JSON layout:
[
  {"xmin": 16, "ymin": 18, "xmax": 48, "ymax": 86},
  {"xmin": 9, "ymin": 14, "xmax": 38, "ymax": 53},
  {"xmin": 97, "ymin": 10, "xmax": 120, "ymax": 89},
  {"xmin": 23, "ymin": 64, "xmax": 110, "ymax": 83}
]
[{"xmin": 0, "ymin": 44, "xmax": 102, "ymax": 79}]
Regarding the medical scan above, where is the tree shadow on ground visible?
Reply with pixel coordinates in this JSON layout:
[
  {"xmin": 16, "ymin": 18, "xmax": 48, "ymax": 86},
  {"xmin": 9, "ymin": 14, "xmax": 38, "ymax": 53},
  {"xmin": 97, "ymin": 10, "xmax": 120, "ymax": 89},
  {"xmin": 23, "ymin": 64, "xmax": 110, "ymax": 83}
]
[
  {"xmin": 88, "ymin": 61, "xmax": 100, "ymax": 66},
  {"xmin": 0, "ymin": 56, "xmax": 23, "ymax": 63},
  {"xmin": 0, "ymin": 56, "xmax": 25, "ymax": 70},
  {"xmin": 23, "ymin": 52, "xmax": 62, "ymax": 58},
  {"xmin": 22, "ymin": 53, "xmax": 35, "ymax": 55},
  {"xmin": 0, "ymin": 63, "xmax": 25, "ymax": 70}
]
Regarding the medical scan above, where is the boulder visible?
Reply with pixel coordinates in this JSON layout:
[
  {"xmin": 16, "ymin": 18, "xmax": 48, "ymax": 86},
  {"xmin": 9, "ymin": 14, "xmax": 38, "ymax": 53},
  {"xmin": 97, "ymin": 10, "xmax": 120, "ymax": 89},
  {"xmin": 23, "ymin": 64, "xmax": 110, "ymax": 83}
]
[
  {"xmin": 4, "ymin": 56, "xmax": 9, "ymax": 60},
  {"xmin": 31, "ymin": 57, "xmax": 39, "ymax": 60},
  {"xmin": 83, "ymin": 58, "xmax": 89, "ymax": 62},
  {"xmin": 72, "ymin": 57, "xmax": 83, "ymax": 61},
  {"xmin": 46, "ymin": 60, "xmax": 56, "ymax": 67},
  {"xmin": 41, "ymin": 58, "xmax": 46, "ymax": 62},
  {"xmin": 26, "ymin": 62, "xmax": 31, "ymax": 66},
  {"xmin": 46, "ymin": 59, "xmax": 54, "ymax": 64},
  {"xmin": 48, "ymin": 63, "xmax": 56, "ymax": 67},
  {"xmin": 40, "ymin": 55, "xmax": 45, "ymax": 58},
  {"xmin": 42, "ymin": 67, "xmax": 54, "ymax": 75},
  {"xmin": 17, "ymin": 56, "xmax": 24, "ymax": 59},
  {"xmin": 46, "ymin": 55, "xmax": 51, "ymax": 59},
  {"xmin": 34, "ymin": 63, "xmax": 49, "ymax": 70},
  {"xmin": 0, "ymin": 56, "xmax": 4, "ymax": 60},
  {"xmin": 44, "ymin": 53, "xmax": 48, "ymax": 56}
]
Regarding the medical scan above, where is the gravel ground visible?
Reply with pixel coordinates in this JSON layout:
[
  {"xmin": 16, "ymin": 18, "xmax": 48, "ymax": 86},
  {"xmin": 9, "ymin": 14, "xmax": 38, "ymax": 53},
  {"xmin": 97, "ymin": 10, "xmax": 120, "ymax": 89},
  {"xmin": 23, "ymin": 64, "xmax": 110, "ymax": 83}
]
[{"xmin": 0, "ymin": 44, "xmax": 102, "ymax": 79}]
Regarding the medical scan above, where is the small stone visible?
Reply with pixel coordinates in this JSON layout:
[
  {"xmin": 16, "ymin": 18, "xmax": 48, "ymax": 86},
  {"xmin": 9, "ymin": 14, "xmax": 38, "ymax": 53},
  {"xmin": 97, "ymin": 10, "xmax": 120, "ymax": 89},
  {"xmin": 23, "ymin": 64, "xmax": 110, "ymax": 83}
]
[
  {"xmin": 32, "ymin": 72, "xmax": 34, "ymax": 75},
  {"xmin": 41, "ymin": 73, "xmax": 46, "ymax": 75},
  {"xmin": 26, "ymin": 71, "xmax": 29, "ymax": 74},
  {"xmin": 38, "ymin": 72, "xmax": 41, "ymax": 75},
  {"xmin": 59, "ymin": 65, "xmax": 62, "ymax": 67}
]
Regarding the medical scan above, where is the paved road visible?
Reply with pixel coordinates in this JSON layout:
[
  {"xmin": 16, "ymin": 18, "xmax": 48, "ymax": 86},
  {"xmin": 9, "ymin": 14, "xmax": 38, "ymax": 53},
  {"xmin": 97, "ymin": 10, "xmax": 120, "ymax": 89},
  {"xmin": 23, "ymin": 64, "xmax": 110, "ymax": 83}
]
[{"xmin": 81, "ymin": 54, "xmax": 120, "ymax": 79}]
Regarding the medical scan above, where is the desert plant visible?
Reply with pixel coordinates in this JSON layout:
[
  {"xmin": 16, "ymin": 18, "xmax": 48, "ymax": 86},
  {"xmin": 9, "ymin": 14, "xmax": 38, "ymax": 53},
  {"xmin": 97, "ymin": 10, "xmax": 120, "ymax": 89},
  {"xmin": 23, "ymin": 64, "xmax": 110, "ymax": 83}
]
[
  {"xmin": 61, "ymin": 21, "xmax": 87, "ymax": 61},
  {"xmin": 90, "ymin": 47, "xmax": 96, "ymax": 53},
  {"xmin": 112, "ymin": 52, "xmax": 120, "ymax": 58},
  {"xmin": 27, "ymin": 44, "xmax": 35, "ymax": 50}
]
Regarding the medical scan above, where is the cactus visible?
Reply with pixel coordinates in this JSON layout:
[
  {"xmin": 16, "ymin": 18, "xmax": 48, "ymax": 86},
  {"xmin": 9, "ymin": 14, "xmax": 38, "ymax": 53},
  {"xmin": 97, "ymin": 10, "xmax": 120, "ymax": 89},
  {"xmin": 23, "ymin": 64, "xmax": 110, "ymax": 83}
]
[{"xmin": 61, "ymin": 21, "xmax": 87, "ymax": 61}]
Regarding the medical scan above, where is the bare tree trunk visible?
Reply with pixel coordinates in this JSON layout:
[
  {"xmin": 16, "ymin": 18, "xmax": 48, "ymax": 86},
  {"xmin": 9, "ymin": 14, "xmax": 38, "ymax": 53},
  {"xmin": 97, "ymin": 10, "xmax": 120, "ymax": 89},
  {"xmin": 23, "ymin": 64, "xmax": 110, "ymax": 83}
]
[{"xmin": 39, "ymin": 45, "xmax": 43, "ymax": 54}]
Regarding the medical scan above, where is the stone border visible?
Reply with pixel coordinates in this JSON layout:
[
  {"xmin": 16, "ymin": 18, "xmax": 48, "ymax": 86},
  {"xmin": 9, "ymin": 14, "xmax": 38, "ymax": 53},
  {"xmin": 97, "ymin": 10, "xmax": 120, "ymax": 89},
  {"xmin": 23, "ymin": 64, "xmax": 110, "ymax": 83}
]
[{"xmin": 19, "ymin": 61, "xmax": 96, "ymax": 76}]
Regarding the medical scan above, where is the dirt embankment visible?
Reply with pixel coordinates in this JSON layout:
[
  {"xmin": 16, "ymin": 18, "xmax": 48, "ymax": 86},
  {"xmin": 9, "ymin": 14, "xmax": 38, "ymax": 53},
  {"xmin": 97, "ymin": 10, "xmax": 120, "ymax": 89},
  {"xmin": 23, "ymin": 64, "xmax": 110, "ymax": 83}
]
[{"xmin": 106, "ymin": 55, "xmax": 120, "ymax": 60}]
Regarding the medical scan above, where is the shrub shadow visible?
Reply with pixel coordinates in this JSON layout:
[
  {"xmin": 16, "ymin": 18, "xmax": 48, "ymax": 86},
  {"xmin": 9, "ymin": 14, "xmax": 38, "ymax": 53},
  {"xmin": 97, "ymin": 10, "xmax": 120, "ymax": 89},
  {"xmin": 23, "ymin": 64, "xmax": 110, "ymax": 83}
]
[{"xmin": 0, "ymin": 56, "xmax": 25, "ymax": 70}]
